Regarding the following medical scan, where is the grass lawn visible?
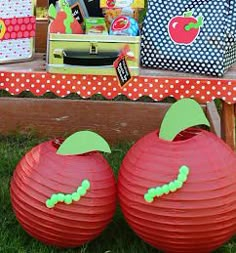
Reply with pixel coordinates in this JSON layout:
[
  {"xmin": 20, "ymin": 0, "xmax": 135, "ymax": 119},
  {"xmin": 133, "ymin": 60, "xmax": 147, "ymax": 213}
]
[{"xmin": 0, "ymin": 134, "xmax": 236, "ymax": 253}]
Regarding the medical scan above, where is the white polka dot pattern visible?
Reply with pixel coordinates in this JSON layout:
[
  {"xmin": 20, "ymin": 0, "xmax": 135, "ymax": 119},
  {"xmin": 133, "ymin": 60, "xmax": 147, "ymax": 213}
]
[
  {"xmin": 0, "ymin": 72, "xmax": 235, "ymax": 104},
  {"xmin": 0, "ymin": 0, "xmax": 34, "ymax": 62},
  {"xmin": 141, "ymin": 0, "xmax": 236, "ymax": 76}
]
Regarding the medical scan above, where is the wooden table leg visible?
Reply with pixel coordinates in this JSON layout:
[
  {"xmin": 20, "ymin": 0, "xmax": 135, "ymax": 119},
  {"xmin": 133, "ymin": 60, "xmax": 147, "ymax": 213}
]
[
  {"xmin": 221, "ymin": 101, "xmax": 236, "ymax": 151},
  {"xmin": 206, "ymin": 101, "xmax": 221, "ymax": 138}
]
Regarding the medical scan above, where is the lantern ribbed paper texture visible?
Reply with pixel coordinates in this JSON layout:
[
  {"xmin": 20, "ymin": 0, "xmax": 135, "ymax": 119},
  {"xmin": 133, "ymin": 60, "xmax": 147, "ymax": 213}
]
[
  {"xmin": 11, "ymin": 140, "xmax": 116, "ymax": 248},
  {"xmin": 118, "ymin": 129, "xmax": 236, "ymax": 253}
]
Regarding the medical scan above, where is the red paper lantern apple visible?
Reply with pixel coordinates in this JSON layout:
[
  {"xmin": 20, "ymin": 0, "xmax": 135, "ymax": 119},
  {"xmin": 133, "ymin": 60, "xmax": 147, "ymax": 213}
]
[
  {"xmin": 118, "ymin": 99, "xmax": 236, "ymax": 253},
  {"xmin": 11, "ymin": 131, "xmax": 116, "ymax": 248}
]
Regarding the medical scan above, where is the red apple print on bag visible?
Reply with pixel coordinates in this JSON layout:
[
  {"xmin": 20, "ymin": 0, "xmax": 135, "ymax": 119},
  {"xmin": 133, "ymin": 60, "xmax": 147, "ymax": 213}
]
[
  {"xmin": 112, "ymin": 16, "xmax": 130, "ymax": 31},
  {"xmin": 168, "ymin": 11, "xmax": 203, "ymax": 45}
]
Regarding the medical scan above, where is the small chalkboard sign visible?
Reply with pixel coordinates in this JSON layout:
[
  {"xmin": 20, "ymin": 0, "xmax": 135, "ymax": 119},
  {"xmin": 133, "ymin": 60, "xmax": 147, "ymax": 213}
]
[
  {"xmin": 114, "ymin": 56, "xmax": 131, "ymax": 87},
  {"xmin": 71, "ymin": 3, "xmax": 84, "ymax": 23}
]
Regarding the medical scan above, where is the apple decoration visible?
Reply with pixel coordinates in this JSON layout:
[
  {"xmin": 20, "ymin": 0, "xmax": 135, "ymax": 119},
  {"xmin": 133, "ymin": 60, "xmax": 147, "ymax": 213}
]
[
  {"xmin": 112, "ymin": 16, "xmax": 130, "ymax": 31},
  {"xmin": 168, "ymin": 11, "xmax": 203, "ymax": 45},
  {"xmin": 48, "ymin": 0, "xmax": 83, "ymax": 34},
  {"xmin": 118, "ymin": 99, "xmax": 236, "ymax": 252},
  {"xmin": 10, "ymin": 131, "xmax": 116, "ymax": 248},
  {"xmin": 106, "ymin": 0, "xmax": 116, "ymax": 8},
  {"xmin": 110, "ymin": 16, "xmax": 139, "ymax": 36}
]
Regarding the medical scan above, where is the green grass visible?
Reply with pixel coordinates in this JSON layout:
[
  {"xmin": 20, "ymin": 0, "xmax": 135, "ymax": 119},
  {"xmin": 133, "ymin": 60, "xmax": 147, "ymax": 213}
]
[{"xmin": 0, "ymin": 134, "xmax": 236, "ymax": 253}]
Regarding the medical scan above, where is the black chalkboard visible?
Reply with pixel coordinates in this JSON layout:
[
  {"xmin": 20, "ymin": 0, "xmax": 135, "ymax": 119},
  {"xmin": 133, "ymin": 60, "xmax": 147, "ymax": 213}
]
[
  {"xmin": 49, "ymin": 0, "xmax": 103, "ymax": 17},
  {"xmin": 114, "ymin": 57, "xmax": 131, "ymax": 87},
  {"xmin": 83, "ymin": 0, "xmax": 103, "ymax": 17},
  {"xmin": 71, "ymin": 3, "xmax": 84, "ymax": 23}
]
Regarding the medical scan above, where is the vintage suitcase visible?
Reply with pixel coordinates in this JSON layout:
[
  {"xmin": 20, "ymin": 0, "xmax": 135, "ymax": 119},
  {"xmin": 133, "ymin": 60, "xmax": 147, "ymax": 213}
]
[{"xmin": 47, "ymin": 33, "xmax": 140, "ymax": 75}]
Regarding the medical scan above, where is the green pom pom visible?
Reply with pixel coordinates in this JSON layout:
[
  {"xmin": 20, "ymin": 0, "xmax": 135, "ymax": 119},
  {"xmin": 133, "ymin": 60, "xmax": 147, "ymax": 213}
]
[
  {"xmin": 81, "ymin": 180, "xmax": 91, "ymax": 190},
  {"xmin": 148, "ymin": 188, "xmax": 156, "ymax": 197},
  {"xmin": 46, "ymin": 199, "xmax": 54, "ymax": 208},
  {"xmin": 64, "ymin": 194, "xmax": 73, "ymax": 204},
  {"xmin": 174, "ymin": 180, "xmax": 183, "ymax": 189},
  {"xmin": 57, "ymin": 193, "xmax": 65, "ymax": 202},
  {"xmin": 144, "ymin": 194, "xmax": 154, "ymax": 203},
  {"xmin": 179, "ymin": 165, "xmax": 189, "ymax": 175},
  {"xmin": 51, "ymin": 194, "xmax": 58, "ymax": 203},
  {"xmin": 77, "ymin": 186, "xmax": 87, "ymax": 196},
  {"xmin": 178, "ymin": 174, "xmax": 187, "ymax": 182},
  {"xmin": 161, "ymin": 184, "xmax": 170, "ymax": 194},
  {"xmin": 168, "ymin": 182, "xmax": 177, "ymax": 192},
  {"xmin": 72, "ymin": 192, "xmax": 80, "ymax": 201},
  {"xmin": 155, "ymin": 187, "xmax": 164, "ymax": 197}
]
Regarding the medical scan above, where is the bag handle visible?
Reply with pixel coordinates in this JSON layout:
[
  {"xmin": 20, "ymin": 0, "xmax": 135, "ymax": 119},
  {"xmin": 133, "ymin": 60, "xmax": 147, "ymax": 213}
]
[
  {"xmin": 63, "ymin": 50, "xmax": 120, "ymax": 66},
  {"xmin": 53, "ymin": 48, "xmax": 120, "ymax": 66}
]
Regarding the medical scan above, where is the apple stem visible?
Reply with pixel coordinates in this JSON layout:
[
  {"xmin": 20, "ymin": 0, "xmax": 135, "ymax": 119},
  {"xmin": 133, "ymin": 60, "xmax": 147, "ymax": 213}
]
[
  {"xmin": 185, "ymin": 15, "xmax": 203, "ymax": 31},
  {"xmin": 183, "ymin": 11, "xmax": 193, "ymax": 17},
  {"xmin": 159, "ymin": 99, "xmax": 210, "ymax": 141},
  {"xmin": 56, "ymin": 131, "xmax": 111, "ymax": 156}
]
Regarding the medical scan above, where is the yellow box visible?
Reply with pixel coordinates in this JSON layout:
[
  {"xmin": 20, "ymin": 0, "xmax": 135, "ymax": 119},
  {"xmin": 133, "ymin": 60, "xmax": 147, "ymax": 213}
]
[{"xmin": 100, "ymin": 0, "xmax": 144, "ymax": 9}]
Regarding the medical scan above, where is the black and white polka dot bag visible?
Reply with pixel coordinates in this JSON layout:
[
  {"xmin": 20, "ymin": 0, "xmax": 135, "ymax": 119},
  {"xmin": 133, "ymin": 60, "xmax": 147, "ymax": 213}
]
[{"xmin": 141, "ymin": 0, "xmax": 236, "ymax": 76}]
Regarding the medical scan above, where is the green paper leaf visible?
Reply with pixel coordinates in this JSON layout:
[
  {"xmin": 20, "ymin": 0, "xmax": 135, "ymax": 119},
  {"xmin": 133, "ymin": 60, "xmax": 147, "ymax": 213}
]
[
  {"xmin": 57, "ymin": 131, "xmax": 111, "ymax": 155},
  {"xmin": 159, "ymin": 99, "xmax": 210, "ymax": 141},
  {"xmin": 48, "ymin": 4, "xmax": 57, "ymax": 19},
  {"xmin": 183, "ymin": 11, "xmax": 193, "ymax": 17}
]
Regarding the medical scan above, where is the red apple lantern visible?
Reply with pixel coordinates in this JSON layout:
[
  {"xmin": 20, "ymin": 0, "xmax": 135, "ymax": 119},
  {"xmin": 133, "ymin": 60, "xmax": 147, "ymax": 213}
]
[
  {"xmin": 168, "ymin": 11, "xmax": 203, "ymax": 44},
  {"xmin": 11, "ymin": 131, "xmax": 116, "ymax": 248},
  {"xmin": 118, "ymin": 99, "xmax": 236, "ymax": 253}
]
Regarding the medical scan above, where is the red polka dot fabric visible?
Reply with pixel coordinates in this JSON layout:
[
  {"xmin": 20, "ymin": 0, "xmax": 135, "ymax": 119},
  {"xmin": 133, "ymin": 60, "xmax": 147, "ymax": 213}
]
[
  {"xmin": 0, "ymin": 72, "xmax": 235, "ymax": 104},
  {"xmin": 1, "ymin": 16, "xmax": 36, "ymax": 40}
]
